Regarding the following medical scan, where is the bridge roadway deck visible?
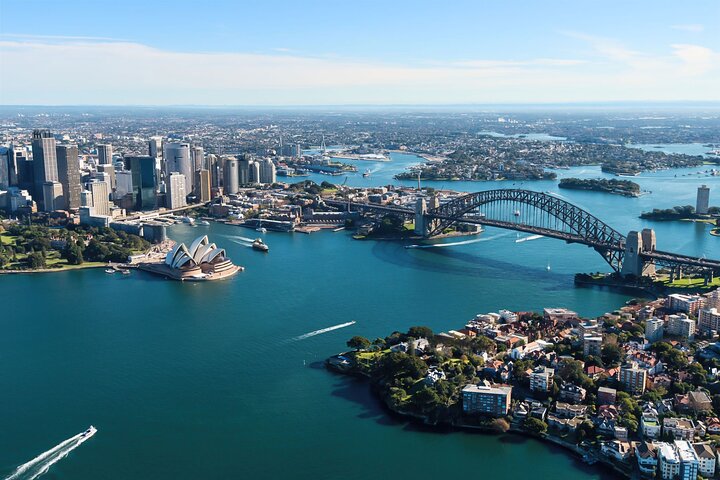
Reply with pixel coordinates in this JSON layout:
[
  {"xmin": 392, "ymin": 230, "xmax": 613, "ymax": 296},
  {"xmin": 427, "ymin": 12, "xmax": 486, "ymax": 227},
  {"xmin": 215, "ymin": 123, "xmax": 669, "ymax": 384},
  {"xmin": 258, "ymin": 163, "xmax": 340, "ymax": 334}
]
[{"xmin": 328, "ymin": 200, "xmax": 720, "ymax": 271}]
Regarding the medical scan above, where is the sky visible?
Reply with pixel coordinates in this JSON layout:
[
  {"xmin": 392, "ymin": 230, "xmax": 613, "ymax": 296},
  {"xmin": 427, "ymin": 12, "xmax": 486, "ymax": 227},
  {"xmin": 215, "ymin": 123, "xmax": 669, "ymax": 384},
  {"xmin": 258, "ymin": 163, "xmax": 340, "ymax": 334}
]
[{"xmin": 0, "ymin": 0, "xmax": 718, "ymax": 105}]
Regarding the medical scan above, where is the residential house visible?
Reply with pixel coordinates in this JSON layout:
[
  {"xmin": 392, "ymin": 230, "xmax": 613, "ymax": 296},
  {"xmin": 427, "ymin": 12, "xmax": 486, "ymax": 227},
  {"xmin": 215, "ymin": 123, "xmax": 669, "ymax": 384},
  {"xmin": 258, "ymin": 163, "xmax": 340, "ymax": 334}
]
[
  {"xmin": 601, "ymin": 440, "xmax": 633, "ymax": 461},
  {"xmin": 597, "ymin": 386, "xmax": 617, "ymax": 405},
  {"xmin": 641, "ymin": 412, "xmax": 661, "ymax": 439},
  {"xmin": 635, "ymin": 441, "xmax": 658, "ymax": 477},
  {"xmin": 529, "ymin": 366, "xmax": 554, "ymax": 393},
  {"xmin": 555, "ymin": 402, "xmax": 587, "ymax": 419},
  {"xmin": 559, "ymin": 383, "xmax": 587, "ymax": 403},
  {"xmin": 657, "ymin": 442, "xmax": 680, "ymax": 480},
  {"xmin": 693, "ymin": 443, "xmax": 716, "ymax": 478},
  {"xmin": 663, "ymin": 418, "xmax": 696, "ymax": 441},
  {"xmin": 674, "ymin": 440, "xmax": 699, "ymax": 480}
]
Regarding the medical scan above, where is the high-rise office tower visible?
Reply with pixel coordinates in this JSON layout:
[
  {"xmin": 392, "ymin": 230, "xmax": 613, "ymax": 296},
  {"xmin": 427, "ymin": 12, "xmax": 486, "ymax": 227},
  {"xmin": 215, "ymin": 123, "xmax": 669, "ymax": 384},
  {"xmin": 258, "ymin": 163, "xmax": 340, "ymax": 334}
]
[
  {"xmin": 697, "ymin": 185, "xmax": 710, "ymax": 215},
  {"xmin": 149, "ymin": 136, "xmax": 163, "ymax": 158},
  {"xmin": 238, "ymin": 155, "xmax": 250, "ymax": 185},
  {"xmin": 42, "ymin": 181, "xmax": 65, "ymax": 211},
  {"xmin": 191, "ymin": 146, "xmax": 205, "ymax": 171},
  {"xmin": 164, "ymin": 143, "xmax": 193, "ymax": 195},
  {"xmin": 97, "ymin": 164, "xmax": 116, "ymax": 191},
  {"xmin": 223, "ymin": 157, "xmax": 239, "ymax": 194},
  {"xmin": 8, "ymin": 143, "xmax": 27, "ymax": 186},
  {"xmin": 88, "ymin": 180, "xmax": 110, "ymax": 216},
  {"xmin": 206, "ymin": 154, "xmax": 220, "ymax": 188},
  {"xmin": 195, "ymin": 169, "xmax": 211, "ymax": 202},
  {"xmin": 97, "ymin": 144, "xmax": 113, "ymax": 165},
  {"xmin": 56, "ymin": 144, "xmax": 82, "ymax": 210},
  {"xmin": 259, "ymin": 158, "xmax": 277, "ymax": 184},
  {"xmin": 128, "ymin": 156, "xmax": 157, "ymax": 211},
  {"xmin": 0, "ymin": 147, "xmax": 9, "ymax": 189},
  {"xmin": 249, "ymin": 161, "xmax": 260, "ymax": 184},
  {"xmin": 31, "ymin": 129, "xmax": 58, "ymax": 210},
  {"xmin": 168, "ymin": 172, "xmax": 187, "ymax": 209}
]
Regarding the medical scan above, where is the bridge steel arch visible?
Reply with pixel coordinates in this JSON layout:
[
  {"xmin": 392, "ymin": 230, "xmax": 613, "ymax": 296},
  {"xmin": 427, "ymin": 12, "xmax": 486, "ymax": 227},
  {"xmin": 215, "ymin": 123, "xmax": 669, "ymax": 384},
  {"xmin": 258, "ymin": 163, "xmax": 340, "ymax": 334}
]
[{"xmin": 426, "ymin": 189, "xmax": 627, "ymax": 271}]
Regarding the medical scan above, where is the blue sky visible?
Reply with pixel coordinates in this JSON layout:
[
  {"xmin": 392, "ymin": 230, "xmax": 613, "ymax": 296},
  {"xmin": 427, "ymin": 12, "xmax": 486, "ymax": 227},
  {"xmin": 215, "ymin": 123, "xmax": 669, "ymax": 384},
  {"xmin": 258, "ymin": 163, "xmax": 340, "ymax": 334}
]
[{"xmin": 0, "ymin": 0, "xmax": 718, "ymax": 105}]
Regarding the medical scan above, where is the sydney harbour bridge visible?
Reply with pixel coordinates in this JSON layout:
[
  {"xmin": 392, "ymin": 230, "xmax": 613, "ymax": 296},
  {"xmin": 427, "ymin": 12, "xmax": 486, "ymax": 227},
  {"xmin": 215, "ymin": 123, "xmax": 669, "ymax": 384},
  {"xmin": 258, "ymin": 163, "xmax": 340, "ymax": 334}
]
[{"xmin": 327, "ymin": 189, "xmax": 720, "ymax": 278}]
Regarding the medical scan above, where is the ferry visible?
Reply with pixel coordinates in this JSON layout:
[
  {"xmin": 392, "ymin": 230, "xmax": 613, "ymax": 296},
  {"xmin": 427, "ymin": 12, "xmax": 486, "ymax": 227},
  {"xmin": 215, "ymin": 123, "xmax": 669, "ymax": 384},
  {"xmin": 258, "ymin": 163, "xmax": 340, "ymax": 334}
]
[
  {"xmin": 81, "ymin": 426, "xmax": 97, "ymax": 438},
  {"xmin": 252, "ymin": 238, "xmax": 269, "ymax": 252}
]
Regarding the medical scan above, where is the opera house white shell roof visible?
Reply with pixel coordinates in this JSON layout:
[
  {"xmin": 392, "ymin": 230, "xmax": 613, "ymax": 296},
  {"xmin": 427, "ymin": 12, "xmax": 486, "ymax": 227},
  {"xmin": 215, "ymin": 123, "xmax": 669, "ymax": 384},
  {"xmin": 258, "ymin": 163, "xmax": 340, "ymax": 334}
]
[{"xmin": 165, "ymin": 235, "xmax": 227, "ymax": 269}]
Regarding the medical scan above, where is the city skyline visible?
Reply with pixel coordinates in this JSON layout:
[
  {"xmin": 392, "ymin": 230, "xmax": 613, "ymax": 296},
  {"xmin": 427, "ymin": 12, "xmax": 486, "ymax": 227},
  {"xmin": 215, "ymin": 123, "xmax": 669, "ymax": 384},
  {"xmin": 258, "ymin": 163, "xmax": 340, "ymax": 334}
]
[{"xmin": 0, "ymin": 0, "xmax": 718, "ymax": 105}]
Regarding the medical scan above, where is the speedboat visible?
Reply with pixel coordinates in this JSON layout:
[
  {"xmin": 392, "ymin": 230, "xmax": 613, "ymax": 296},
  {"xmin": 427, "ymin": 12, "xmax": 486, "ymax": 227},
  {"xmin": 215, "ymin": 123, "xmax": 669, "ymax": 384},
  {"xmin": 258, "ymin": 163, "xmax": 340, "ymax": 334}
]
[
  {"xmin": 198, "ymin": 220, "xmax": 210, "ymax": 226},
  {"xmin": 256, "ymin": 227, "xmax": 267, "ymax": 233},
  {"xmin": 105, "ymin": 268, "xmax": 115, "ymax": 274},
  {"xmin": 81, "ymin": 426, "xmax": 97, "ymax": 438},
  {"xmin": 252, "ymin": 238, "xmax": 269, "ymax": 252}
]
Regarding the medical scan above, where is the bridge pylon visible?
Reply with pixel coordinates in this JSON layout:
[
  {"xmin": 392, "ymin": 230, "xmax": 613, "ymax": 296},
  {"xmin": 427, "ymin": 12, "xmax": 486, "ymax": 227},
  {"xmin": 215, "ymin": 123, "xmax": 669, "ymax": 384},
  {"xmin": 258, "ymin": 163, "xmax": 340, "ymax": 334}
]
[{"xmin": 620, "ymin": 229, "xmax": 656, "ymax": 277}]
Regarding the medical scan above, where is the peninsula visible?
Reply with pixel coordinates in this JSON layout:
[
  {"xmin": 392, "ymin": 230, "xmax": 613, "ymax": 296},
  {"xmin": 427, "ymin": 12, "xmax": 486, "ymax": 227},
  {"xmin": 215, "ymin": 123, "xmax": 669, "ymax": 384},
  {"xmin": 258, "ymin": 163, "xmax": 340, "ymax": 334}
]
[{"xmin": 328, "ymin": 290, "xmax": 720, "ymax": 479}]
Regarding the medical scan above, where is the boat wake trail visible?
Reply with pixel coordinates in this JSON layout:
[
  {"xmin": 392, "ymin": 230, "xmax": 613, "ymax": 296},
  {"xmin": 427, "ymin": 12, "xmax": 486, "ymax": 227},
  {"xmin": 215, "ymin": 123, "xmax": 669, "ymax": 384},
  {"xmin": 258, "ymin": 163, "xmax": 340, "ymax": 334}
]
[
  {"xmin": 405, "ymin": 232, "xmax": 512, "ymax": 249},
  {"xmin": 6, "ymin": 427, "xmax": 96, "ymax": 480},
  {"xmin": 515, "ymin": 234, "xmax": 544, "ymax": 243},
  {"xmin": 228, "ymin": 239, "xmax": 253, "ymax": 248},
  {"xmin": 292, "ymin": 321, "xmax": 356, "ymax": 341}
]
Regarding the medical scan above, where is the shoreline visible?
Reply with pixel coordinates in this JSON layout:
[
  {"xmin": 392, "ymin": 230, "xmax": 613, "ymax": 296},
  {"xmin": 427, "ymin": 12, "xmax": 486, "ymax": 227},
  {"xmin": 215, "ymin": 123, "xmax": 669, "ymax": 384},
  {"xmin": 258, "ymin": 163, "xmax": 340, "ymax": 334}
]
[
  {"xmin": 327, "ymin": 361, "xmax": 630, "ymax": 479},
  {"xmin": 0, "ymin": 263, "xmax": 108, "ymax": 275}
]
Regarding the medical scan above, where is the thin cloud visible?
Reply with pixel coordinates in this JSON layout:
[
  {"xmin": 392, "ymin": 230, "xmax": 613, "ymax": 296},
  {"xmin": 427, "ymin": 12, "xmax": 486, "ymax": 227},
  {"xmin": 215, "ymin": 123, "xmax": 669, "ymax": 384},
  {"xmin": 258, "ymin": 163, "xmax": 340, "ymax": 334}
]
[
  {"xmin": 0, "ymin": 32, "xmax": 126, "ymax": 42},
  {"xmin": 671, "ymin": 24, "xmax": 705, "ymax": 33},
  {"xmin": 0, "ymin": 38, "xmax": 718, "ymax": 105}
]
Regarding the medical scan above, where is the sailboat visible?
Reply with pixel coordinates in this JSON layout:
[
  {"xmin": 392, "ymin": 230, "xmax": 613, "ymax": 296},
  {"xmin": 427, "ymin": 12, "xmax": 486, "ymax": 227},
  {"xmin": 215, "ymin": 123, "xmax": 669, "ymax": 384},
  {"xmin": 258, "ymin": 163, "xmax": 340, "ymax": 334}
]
[{"xmin": 546, "ymin": 261, "xmax": 551, "ymax": 271}]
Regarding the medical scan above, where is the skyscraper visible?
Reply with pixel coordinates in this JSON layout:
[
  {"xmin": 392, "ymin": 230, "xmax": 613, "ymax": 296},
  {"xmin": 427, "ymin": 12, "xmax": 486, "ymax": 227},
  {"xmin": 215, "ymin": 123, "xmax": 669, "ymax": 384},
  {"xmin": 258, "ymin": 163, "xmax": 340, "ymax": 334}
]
[
  {"xmin": 88, "ymin": 180, "xmax": 110, "ymax": 216},
  {"xmin": 97, "ymin": 163, "xmax": 116, "ymax": 190},
  {"xmin": 0, "ymin": 147, "xmax": 9, "ymax": 189},
  {"xmin": 697, "ymin": 185, "xmax": 710, "ymax": 215},
  {"xmin": 8, "ymin": 144, "xmax": 27, "ymax": 186},
  {"xmin": 56, "ymin": 144, "xmax": 82, "ymax": 210},
  {"xmin": 42, "ymin": 181, "xmax": 65, "ymax": 211},
  {"xmin": 164, "ymin": 142, "xmax": 193, "ymax": 195},
  {"xmin": 195, "ymin": 169, "xmax": 211, "ymax": 202},
  {"xmin": 249, "ymin": 161, "xmax": 260, "ymax": 184},
  {"xmin": 148, "ymin": 136, "xmax": 163, "ymax": 158},
  {"xmin": 207, "ymin": 154, "xmax": 220, "ymax": 188},
  {"xmin": 259, "ymin": 158, "xmax": 276, "ymax": 184},
  {"xmin": 97, "ymin": 144, "xmax": 113, "ymax": 165},
  {"xmin": 223, "ymin": 157, "xmax": 239, "ymax": 194},
  {"xmin": 31, "ymin": 129, "xmax": 58, "ymax": 210},
  {"xmin": 238, "ymin": 155, "xmax": 250, "ymax": 185},
  {"xmin": 128, "ymin": 156, "xmax": 157, "ymax": 211},
  {"xmin": 191, "ymin": 146, "xmax": 205, "ymax": 171},
  {"xmin": 168, "ymin": 172, "xmax": 187, "ymax": 209}
]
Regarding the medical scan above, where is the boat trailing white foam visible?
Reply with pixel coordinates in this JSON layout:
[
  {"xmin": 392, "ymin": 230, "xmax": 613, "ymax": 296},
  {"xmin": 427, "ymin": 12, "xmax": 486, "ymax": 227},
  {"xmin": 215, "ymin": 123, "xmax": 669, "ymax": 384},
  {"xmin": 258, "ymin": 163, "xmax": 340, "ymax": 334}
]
[
  {"xmin": 515, "ymin": 234, "xmax": 545, "ymax": 243},
  {"xmin": 5, "ymin": 426, "xmax": 97, "ymax": 480},
  {"xmin": 405, "ymin": 232, "xmax": 511, "ymax": 249},
  {"xmin": 293, "ymin": 321, "xmax": 356, "ymax": 341}
]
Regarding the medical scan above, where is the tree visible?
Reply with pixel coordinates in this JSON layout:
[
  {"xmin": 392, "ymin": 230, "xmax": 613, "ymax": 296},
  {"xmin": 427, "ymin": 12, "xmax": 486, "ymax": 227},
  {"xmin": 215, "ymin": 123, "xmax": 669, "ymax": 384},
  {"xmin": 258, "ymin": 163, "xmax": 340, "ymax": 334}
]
[
  {"xmin": 601, "ymin": 344, "xmax": 622, "ymax": 366},
  {"xmin": 412, "ymin": 386, "xmax": 441, "ymax": 413},
  {"xmin": 523, "ymin": 417, "xmax": 548, "ymax": 434},
  {"xmin": 26, "ymin": 251, "xmax": 46, "ymax": 269},
  {"xmin": 62, "ymin": 243, "xmax": 84, "ymax": 265},
  {"xmin": 407, "ymin": 326, "xmax": 433, "ymax": 339},
  {"xmin": 346, "ymin": 336, "xmax": 371, "ymax": 351}
]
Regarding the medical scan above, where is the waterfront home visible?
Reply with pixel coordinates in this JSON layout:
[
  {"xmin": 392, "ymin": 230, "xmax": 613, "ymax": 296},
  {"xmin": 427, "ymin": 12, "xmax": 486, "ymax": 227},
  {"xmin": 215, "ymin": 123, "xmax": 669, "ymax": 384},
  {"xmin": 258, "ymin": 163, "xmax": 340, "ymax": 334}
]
[
  {"xmin": 547, "ymin": 414, "xmax": 583, "ymax": 433},
  {"xmin": 601, "ymin": 440, "xmax": 633, "ymax": 462},
  {"xmin": 693, "ymin": 443, "xmax": 716, "ymax": 477},
  {"xmin": 635, "ymin": 441, "xmax": 658, "ymax": 477},
  {"xmin": 597, "ymin": 419, "xmax": 618, "ymax": 437},
  {"xmin": 663, "ymin": 417, "xmax": 695, "ymax": 441}
]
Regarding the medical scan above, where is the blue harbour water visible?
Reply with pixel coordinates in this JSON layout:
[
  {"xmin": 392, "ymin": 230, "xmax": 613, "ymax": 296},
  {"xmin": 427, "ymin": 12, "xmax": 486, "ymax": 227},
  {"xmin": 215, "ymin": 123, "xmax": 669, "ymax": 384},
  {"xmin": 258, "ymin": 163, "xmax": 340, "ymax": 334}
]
[{"xmin": 2, "ymin": 148, "xmax": 720, "ymax": 479}]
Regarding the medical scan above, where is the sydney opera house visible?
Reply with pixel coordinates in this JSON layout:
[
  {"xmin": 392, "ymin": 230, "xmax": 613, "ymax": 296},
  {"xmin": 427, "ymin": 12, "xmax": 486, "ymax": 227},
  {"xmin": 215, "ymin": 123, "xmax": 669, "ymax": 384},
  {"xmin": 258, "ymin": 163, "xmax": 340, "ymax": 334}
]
[{"xmin": 140, "ymin": 235, "xmax": 241, "ymax": 281}]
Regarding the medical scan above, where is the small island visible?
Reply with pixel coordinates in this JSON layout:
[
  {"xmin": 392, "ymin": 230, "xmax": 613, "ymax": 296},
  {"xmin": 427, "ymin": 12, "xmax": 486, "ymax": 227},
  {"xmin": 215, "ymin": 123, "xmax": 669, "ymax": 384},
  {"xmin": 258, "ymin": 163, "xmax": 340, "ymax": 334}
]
[
  {"xmin": 640, "ymin": 205, "xmax": 720, "ymax": 221},
  {"xmin": 558, "ymin": 178, "xmax": 641, "ymax": 197}
]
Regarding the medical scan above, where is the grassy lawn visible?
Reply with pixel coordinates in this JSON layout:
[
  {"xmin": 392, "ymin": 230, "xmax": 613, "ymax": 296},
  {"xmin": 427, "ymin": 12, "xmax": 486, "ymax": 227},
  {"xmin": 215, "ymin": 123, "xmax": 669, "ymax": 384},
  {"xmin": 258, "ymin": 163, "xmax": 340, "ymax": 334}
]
[{"xmin": 658, "ymin": 275, "xmax": 720, "ymax": 289}]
